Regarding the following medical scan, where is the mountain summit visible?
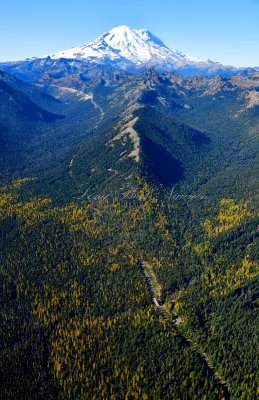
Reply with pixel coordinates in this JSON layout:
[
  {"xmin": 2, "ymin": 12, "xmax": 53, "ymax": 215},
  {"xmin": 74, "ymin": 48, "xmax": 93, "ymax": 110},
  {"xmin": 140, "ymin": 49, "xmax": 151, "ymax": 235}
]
[
  {"xmin": 46, "ymin": 25, "xmax": 235, "ymax": 75},
  {"xmin": 49, "ymin": 26, "xmax": 169, "ymax": 63},
  {"xmin": 1, "ymin": 26, "xmax": 254, "ymax": 78}
]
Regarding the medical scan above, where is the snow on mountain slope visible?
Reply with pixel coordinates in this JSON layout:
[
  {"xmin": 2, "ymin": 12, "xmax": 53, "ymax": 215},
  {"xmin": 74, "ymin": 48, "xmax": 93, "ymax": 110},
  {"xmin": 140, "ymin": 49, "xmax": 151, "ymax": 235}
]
[
  {"xmin": 46, "ymin": 25, "xmax": 226, "ymax": 73},
  {"xmin": 2, "ymin": 25, "xmax": 252, "ymax": 78}
]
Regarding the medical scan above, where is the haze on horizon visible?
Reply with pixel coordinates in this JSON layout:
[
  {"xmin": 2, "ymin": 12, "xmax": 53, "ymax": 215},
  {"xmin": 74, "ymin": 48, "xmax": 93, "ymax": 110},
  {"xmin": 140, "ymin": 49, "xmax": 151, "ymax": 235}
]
[{"xmin": 1, "ymin": 0, "xmax": 259, "ymax": 68}]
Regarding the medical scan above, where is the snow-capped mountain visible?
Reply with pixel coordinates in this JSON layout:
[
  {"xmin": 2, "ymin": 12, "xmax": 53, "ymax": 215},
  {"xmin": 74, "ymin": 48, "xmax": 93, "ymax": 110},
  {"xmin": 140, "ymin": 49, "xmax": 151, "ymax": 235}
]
[
  {"xmin": 45, "ymin": 25, "xmax": 235, "ymax": 75},
  {"xmin": 1, "ymin": 26, "xmax": 255, "ymax": 79}
]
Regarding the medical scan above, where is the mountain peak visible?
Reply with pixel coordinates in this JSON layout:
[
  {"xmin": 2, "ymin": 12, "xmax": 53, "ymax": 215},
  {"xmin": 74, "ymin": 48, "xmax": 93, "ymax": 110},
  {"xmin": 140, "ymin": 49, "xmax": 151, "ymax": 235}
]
[
  {"xmin": 39, "ymin": 25, "xmax": 242, "ymax": 76},
  {"xmin": 106, "ymin": 25, "xmax": 166, "ymax": 47},
  {"xmin": 48, "ymin": 25, "xmax": 170, "ymax": 67}
]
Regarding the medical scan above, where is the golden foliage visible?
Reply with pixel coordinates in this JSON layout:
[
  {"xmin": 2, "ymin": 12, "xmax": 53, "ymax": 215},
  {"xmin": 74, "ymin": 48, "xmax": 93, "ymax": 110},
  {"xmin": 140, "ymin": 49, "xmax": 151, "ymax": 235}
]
[
  {"xmin": 204, "ymin": 256, "xmax": 259, "ymax": 297},
  {"xmin": 194, "ymin": 241, "xmax": 210, "ymax": 257},
  {"xmin": 202, "ymin": 198, "xmax": 253, "ymax": 237},
  {"xmin": 0, "ymin": 192, "xmax": 51, "ymax": 225}
]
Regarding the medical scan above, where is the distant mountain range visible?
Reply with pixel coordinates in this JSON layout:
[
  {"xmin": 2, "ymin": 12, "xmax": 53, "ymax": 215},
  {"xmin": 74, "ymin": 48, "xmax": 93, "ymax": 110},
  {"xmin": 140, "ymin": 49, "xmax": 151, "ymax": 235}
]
[{"xmin": 0, "ymin": 25, "xmax": 258, "ymax": 80}]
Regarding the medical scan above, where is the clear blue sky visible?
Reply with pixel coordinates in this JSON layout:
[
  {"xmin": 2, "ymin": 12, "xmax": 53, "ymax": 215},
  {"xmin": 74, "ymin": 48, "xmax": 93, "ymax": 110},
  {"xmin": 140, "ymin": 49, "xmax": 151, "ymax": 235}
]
[{"xmin": 1, "ymin": 0, "xmax": 259, "ymax": 67}]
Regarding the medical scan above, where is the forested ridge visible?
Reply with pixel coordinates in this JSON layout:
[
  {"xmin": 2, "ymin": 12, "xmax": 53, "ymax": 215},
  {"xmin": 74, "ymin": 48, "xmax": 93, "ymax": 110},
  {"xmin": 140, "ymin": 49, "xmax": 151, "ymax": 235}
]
[{"xmin": 0, "ymin": 67, "xmax": 258, "ymax": 399}]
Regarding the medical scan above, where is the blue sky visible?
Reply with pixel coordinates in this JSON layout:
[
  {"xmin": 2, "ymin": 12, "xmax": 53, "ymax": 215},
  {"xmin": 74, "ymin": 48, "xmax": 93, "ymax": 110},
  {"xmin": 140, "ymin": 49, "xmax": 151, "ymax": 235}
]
[{"xmin": 1, "ymin": 0, "xmax": 259, "ymax": 66}]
